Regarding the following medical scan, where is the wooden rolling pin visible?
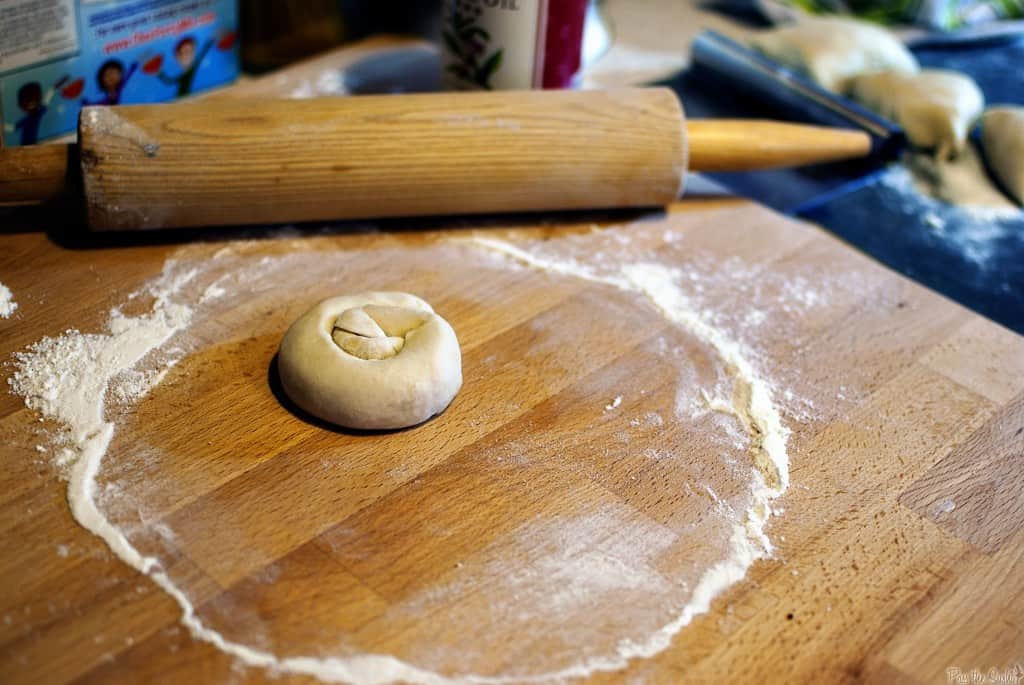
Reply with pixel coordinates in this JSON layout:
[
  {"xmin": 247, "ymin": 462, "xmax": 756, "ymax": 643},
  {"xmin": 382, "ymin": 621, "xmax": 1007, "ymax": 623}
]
[{"xmin": 0, "ymin": 87, "xmax": 870, "ymax": 231}]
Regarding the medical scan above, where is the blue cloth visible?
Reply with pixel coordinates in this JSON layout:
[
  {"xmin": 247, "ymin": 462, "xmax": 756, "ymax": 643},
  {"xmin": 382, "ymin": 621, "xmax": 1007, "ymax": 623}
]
[{"xmin": 800, "ymin": 167, "xmax": 1024, "ymax": 333}]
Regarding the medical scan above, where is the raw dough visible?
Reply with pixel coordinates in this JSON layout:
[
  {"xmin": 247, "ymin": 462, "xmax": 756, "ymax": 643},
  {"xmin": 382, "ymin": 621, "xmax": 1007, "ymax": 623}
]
[
  {"xmin": 846, "ymin": 69, "xmax": 984, "ymax": 159},
  {"xmin": 980, "ymin": 106, "xmax": 1024, "ymax": 205},
  {"xmin": 750, "ymin": 16, "xmax": 918, "ymax": 92},
  {"xmin": 905, "ymin": 146, "xmax": 1018, "ymax": 210},
  {"xmin": 278, "ymin": 292, "xmax": 462, "ymax": 430}
]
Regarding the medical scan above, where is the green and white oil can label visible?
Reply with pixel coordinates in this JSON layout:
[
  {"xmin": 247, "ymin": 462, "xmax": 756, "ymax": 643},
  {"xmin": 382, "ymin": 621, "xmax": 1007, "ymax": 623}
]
[{"xmin": 441, "ymin": 0, "xmax": 547, "ymax": 90}]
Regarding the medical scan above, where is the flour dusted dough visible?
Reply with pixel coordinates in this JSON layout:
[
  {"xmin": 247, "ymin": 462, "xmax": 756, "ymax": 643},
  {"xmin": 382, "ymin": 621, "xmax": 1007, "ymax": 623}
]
[
  {"xmin": 905, "ymin": 146, "xmax": 1017, "ymax": 210},
  {"xmin": 846, "ymin": 69, "xmax": 984, "ymax": 159},
  {"xmin": 750, "ymin": 16, "xmax": 918, "ymax": 92},
  {"xmin": 278, "ymin": 292, "xmax": 462, "ymax": 429},
  {"xmin": 981, "ymin": 106, "xmax": 1024, "ymax": 205}
]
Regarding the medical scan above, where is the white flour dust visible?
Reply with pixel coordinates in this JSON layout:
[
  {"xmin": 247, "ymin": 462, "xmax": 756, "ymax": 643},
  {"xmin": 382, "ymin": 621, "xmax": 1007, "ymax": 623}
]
[
  {"xmin": 877, "ymin": 153, "xmax": 1022, "ymax": 268},
  {"xmin": 9, "ymin": 263, "xmax": 195, "ymax": 568},
  {"xmin": 288, "ymin": 69, "xmax": 347, "ymax": 99},
  {"xmin": 472, "ymin": 235, "xmax": 789, "ymax": 525},
  {"xmin": 0, "ymin": 282, "xmax": 17, "ymax": 318},
  {"xmin": 8, "ymin": 232, "xmax": 792, "ymax": 684}
]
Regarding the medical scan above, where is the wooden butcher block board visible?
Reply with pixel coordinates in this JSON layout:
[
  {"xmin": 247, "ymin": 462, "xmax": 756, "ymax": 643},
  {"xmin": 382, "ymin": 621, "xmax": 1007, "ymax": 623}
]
[{"xmin": 2, "ymin": 198, "xmax": 1023, "ymax": 685}]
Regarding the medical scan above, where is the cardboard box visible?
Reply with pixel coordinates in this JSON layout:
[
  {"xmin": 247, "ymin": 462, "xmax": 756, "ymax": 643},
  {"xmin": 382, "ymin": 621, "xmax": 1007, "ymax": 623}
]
[{"xmin": 1, "ymin": 0, "xmax": 239, "ymax": 146}]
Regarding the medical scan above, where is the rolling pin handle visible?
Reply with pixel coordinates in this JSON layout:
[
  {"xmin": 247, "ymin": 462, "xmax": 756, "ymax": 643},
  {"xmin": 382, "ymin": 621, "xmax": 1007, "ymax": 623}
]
[
  {"xmin": 686, "ymin": 120, "xmax": 872, "ymax": 172},
  {"xmin": 0, "ymin": 143, "xmax": 78, "ymax": 207}
]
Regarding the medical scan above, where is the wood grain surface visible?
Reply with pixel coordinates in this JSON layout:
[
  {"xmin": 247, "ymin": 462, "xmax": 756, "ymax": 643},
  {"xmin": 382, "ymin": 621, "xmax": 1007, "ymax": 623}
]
[
  {"xmin": 685, "ymin": 120, "xmax": 870, "ymax": 172},
  {"xmin": 3, "ymin": 102, "xmax": 876, "ymax": 224},
  {"xmin": 78, "ymin": 88, "xmax": 686, "ymax": 231},
  {"xmin": 0, "ymin": 144, "xmax": 75, "ymax": 206},
  {"xmin": 2, "ymin": 36, "xmax": 1023, "ymax": 685},
  {"xmin": 2, "ymin": 197, "xmax": 1023, "ymax": 684}
]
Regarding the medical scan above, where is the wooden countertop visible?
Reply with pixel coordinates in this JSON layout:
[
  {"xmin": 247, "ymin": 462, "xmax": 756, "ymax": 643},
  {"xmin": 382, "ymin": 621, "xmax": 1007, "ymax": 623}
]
[{"xmin": 2, "ymin": 32, "xmax": 1023, "ymax": 685}]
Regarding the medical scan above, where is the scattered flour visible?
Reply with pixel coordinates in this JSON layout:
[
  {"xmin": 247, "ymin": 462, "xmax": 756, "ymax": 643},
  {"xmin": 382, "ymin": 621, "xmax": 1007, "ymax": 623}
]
[
  {"xmin": 110, "ymin": 365, "xmax": 176, "ymax": 404},
  {"xmin": 470, "ymin": 236, "xmax": 790, "ymax": 665},
  {"xmin": 0, "ymin": 283, "xmax": 17, "ymax": 318},
  {"xmin": 876, "ymin": 153, "xmax": 1022, "ymax": 268},
  {"xmin": 289, "ymin": 69, "xmax": 347, "ymax": 99},
  {"xmin": 629, "ymin": 412, "xmax": 664, "ymax": 429},
  {"xmin": 8, "ymin": 233, "xmax": 792, "ymax": 684},
  {"xmin": 200, "ymin": 280, "xmax": 227, "ymax": 303},
  {"xmin": 604, "ymin": 395, "xmax": 622, "ymax": 411},
  {"xmin": 931, "ymin": 498, "xmax": 957, "ymax": 517},
  {"xmin": 8, "ymin": 262, "xmax": 195, "ymax": 570}
]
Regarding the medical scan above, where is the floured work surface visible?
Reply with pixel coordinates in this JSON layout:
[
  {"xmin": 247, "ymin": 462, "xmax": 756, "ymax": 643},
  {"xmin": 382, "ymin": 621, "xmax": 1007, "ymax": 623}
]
[{"xmin": 2, "ymin": 202, "xmax": 1024, "ymax": 684}]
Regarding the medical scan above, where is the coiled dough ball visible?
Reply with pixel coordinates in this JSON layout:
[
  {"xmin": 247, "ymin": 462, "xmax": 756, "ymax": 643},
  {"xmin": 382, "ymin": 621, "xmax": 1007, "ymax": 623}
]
[{"xmin": 278, "ymin": 292, "xmax": 462, "ymax": 430}]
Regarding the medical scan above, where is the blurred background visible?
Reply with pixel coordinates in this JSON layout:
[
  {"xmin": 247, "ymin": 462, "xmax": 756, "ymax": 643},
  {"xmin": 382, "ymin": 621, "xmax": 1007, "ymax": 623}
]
[
  {"xmin": 3, "ymin": 0, "xmax": 1021, "ymax": 331},
  {"xmin": 230, "ymin": 0, "xmax": 1024, "ymax": 334},
  {"xmin": 239, "ymin": 1, "xmax": 443, "ymax": 73}
]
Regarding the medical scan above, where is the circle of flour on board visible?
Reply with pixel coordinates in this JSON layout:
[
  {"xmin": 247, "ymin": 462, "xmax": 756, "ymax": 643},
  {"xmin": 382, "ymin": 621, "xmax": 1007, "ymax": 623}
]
[
  {"xmin": 9, "ymin": 236, "xmax": 791, "ymax": 685},
  {"xmin": 278, "ymin": 291, "xmax": 462, "ymax": 430}
]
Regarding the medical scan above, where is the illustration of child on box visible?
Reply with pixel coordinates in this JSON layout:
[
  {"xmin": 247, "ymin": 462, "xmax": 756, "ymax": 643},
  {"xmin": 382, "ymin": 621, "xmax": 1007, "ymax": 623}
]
[
  {"xmin": 158, "ymin": 36, "xmax": 214, "ymax": 97},
  {"xmin": 6, "ymin": 82, "xmax": 57, "ymax": 146},
  {"xmin": 82, "ymin": 59, "xmax": 139, "ymax": 106}
]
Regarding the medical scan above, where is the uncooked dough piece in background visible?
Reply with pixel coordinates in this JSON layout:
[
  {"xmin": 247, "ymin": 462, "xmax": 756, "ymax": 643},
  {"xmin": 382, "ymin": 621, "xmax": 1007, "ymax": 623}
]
[
  {"xmin": 905, "ymin": 146, "xmax": 1018, "ymax": 210},
  {"xmin": 980, "ymin": 106, "xmax": 1024, "ymax": 205},
  {"xmin": 846, "ymin": 69, "xmax": 984, "ymax": 160},
  {"xmin": 750, "ymin": 16, "xmax": 918, "ymax": 92},
  {"xmin": 278, "ymin": 292, "xmax": 462, "ymax": 430}
]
